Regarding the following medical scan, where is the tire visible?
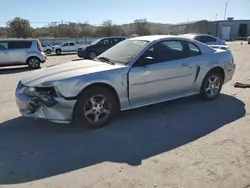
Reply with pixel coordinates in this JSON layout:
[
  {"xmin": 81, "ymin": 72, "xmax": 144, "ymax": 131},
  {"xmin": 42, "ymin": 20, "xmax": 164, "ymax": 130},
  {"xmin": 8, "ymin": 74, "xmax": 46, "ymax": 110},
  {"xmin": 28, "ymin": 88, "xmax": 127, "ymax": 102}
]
[
  {"xmin": 55, "ymin": 49, "xmax": 62, "ymax": 55},
  {"xmin": 27, "ymin": 57, "xmax": 41, "ymax": 69},
  {"xmin": 74, "ymin": 86, "xmax": 119, "ymax": 129},
  {"xmin": 46, "ymin": 49, "xmax": 52, "ymax": 54},
  {"xmin": 200, "ymin": 72, "xmax": 223, "ymax": 100},
  {"xmin": 88, "ymin": 51, "xmax": 97, "ymax": 60}
]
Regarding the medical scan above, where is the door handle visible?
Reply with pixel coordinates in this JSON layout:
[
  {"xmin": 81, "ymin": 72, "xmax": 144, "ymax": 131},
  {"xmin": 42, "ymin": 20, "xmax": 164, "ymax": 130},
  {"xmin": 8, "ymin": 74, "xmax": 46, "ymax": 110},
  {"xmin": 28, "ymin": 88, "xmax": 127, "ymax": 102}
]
[
  {"xmin": 182, "ymin": 63, "xmax": 189, "ymax": 67},
  {"xmin": 4, "ymin": 52, "xmax": 8, "ymax": 54}
]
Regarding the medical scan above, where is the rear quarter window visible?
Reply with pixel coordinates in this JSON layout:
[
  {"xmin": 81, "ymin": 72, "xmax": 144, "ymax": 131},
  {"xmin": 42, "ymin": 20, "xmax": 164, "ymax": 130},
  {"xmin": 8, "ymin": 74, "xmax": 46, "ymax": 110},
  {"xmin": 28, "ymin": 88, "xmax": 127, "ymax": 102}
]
[
  {"xmin": 188, "ymin": 42, "xmax": 201, "ymax": 56},
  {"xmin": 194, "ymin": 36, "xmax": 217, "ymax": 43},
  {"xmin": 8, "ymin": 41, "xmax": 32, "ymax": 49}
]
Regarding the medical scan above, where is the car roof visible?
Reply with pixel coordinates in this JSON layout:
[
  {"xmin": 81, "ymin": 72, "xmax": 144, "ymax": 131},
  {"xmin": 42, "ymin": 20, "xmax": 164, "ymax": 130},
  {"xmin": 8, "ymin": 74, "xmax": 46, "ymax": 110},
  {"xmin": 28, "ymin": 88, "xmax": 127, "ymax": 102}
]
[
  {"xmin": 128, "ymin": 35, "xmax": 199, "ymax": 42},
  {"xmin": 181, "ymin": 33, "xmax": 218, "ymax": 38},
  {"xmin": 0, "ymin": 38, "xmax": 38, "ymax": 41},
  {"xmin": 101, "ymin": 36, "xmax": 126, "ymax": 39}
]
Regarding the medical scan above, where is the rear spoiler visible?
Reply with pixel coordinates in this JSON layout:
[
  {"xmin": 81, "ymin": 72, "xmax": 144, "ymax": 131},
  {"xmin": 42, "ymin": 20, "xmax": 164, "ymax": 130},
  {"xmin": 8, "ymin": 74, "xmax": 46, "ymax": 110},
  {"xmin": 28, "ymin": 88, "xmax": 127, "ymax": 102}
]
[{"xmin": 208, "ymin": 45, "xmax": 229, "ymax": 50}]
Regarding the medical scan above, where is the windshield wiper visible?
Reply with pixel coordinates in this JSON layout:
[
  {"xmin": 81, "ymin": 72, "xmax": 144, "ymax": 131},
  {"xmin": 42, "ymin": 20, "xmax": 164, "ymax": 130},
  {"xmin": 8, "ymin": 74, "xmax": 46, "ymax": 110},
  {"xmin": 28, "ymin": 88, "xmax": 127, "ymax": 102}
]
[{"xmin": 97, "ymin": 56, "xmax": 115, "ymax": 65}]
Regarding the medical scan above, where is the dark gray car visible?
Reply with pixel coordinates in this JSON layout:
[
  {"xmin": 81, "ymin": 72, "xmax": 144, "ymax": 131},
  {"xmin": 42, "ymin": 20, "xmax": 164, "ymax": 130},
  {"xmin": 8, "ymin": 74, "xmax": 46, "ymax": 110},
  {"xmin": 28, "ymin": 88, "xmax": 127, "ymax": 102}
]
[{"xmin": 77, "ymin": 37, "xmax": 126, "ymax": 59}]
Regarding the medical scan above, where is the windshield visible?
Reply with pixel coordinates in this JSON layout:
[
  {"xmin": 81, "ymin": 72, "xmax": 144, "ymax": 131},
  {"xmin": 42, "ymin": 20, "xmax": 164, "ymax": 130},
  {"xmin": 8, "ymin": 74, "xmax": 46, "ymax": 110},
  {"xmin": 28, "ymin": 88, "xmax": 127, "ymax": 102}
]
[
  {"xmin": 98, "ymin": 39, "xmax": 149, "ymax": 65},
  {"xmin": 91, "ymin": 38, "xmax": 102, "ymax": 45}
]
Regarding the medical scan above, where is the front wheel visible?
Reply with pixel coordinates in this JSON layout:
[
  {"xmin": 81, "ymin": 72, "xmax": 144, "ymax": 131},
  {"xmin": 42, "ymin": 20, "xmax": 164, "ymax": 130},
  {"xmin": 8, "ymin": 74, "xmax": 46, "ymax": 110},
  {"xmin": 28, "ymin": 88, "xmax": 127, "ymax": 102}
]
[
  {"xmin": 88, "ymin": 51, "xmax": 97, "ymax": 60},
  {"xmin": 27, "ymin": 57, "xmax": 41, "ymax": 69},
  {"xmin": 74, "ymin": 87, "xmax": 119, "ymax": 129},
  {"xmin": 200, "ymin": 72, "xmax": 223, "ymax": 100},
  {"xmin": 55, "ymin": 49, "xmax": 62, "ymax": 55}
]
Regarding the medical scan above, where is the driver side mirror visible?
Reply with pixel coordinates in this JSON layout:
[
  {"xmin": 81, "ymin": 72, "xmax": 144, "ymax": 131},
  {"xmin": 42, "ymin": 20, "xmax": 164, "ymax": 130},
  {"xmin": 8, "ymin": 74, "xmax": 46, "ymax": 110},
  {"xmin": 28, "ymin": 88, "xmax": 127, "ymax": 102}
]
[
  {"xmin": 144, "ymin": 56, "xmax": 154, "ymax": 64},
  {"xmin": 135, "ymin": 56, "xmax": 154, "ymax": 67}
]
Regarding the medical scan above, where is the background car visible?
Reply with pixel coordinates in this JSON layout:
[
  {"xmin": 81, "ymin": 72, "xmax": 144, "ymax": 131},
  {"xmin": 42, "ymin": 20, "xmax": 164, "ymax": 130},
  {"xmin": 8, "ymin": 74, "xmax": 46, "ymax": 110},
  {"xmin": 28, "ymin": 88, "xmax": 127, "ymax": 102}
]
[
  {"xmin": 0, "ymin": 39, "xmax": 46, "ymax": 69},
  {"xmin": 16, "ymin": 35, "xmax": 235, "ymax": 129},
  {"xmin": 77, "ymin": 36, "xmax": 126, "ymax": 59},
  {"xmin": 247, "ymin": 36, "xmax": 250, "ymax": 44},
  {"xmin": 41, "ymin": 44, "xmax": 53, "ymax": 54},
  {"xmin": 182, "ymin": 34, "xmax": 227, "ymax": 46},
  {"xmin": 52, "ymin": 41, "xmax": 81, "ymax": 55}
]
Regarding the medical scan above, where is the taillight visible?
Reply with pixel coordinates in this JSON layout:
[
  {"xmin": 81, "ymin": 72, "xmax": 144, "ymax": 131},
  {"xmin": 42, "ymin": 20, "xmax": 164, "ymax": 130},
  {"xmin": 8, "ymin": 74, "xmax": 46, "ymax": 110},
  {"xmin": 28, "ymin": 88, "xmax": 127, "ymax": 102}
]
[{"xmin": 37, "ymin": 41, "xmax": 43, "ymax": 52}]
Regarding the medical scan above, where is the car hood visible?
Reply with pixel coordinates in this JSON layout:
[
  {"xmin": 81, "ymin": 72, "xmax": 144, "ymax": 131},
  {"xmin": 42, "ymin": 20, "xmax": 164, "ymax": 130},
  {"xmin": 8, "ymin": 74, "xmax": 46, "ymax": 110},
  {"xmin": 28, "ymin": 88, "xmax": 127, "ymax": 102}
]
[
  {"xmin": 21, "ymin": 60, "xmax": 125, "ymax": 86},
  {"xmin": 78, "ymin": 44, "xmax": 91, "ymax": 50}
]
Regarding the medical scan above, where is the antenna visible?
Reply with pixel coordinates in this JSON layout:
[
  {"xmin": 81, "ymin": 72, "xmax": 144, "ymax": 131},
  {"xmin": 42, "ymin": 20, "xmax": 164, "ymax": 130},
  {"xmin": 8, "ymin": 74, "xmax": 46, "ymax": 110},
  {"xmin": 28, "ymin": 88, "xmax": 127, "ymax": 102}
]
[{"xmin": 224, "ymin": 1, "xmax": 228, "ymax": 20}]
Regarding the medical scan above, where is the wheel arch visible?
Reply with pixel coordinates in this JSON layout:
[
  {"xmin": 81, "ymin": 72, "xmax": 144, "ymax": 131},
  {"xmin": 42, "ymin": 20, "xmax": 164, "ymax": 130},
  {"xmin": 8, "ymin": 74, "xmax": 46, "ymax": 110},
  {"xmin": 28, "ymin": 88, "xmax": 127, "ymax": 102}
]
[
  {"xmin": 72, "ymin": 82, "xmax": 121, "ymax": 122},
  {"xmin": 77, "ymin": 82, "xmax": 121, "ymax": 108},
  {"xmin": 26, "ymin": 56, "xmax": 41, "ymax": 64},
  {"xmin": 206, "ymin": 66, "xmax": 225, "ymax": 83}
]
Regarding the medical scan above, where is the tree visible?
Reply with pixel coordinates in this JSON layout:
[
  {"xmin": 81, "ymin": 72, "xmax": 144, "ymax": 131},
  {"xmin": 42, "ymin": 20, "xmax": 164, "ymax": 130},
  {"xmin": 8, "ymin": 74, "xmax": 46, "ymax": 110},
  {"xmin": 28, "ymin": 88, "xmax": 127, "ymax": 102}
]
[
  {"xmin": 134, "ymin": 19, "xmax": 151, "ymax": 36},
  {"xmin": 48, "ymin": 22, "xmax": 58, "ymax": 38},
  {"xmin": 7, "ymin": 17, "xmax": 33, "ymax": 38},
  {"xmin": 95, "ymin": 20, "xmax": 124, "ymax": 37}
]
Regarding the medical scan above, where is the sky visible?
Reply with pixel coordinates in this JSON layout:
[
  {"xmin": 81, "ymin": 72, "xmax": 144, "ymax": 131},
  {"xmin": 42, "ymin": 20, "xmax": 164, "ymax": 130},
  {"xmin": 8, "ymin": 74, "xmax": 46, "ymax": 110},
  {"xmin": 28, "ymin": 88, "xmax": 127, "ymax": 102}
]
[{"xmin": 1, "ymin": 0, "xmax": 250, "ymax": 27}]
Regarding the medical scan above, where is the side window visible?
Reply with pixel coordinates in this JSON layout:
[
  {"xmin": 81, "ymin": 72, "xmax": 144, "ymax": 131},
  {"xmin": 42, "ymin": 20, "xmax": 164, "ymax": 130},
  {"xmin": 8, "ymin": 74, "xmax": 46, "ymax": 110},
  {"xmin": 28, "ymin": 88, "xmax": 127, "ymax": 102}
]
[
  {"xmin": 206, "ymin": 36, "xmax": 217, "ymax": 42},
  {"xmin": 194, "ymin": 36, "xmax": 204, "ymax": 43},
  {"xmin": 69, "ymin": 43, "xmax": 75, "ymax": 46},
  {"xmin": 103, "ymin": 39, "xmax": 109, "ymax": 45},
  {"xmin": 0, "ymin": 42, "xmax": 8, "ymax": 50},
  {"xmin": 136, "ymin": 40, "xmax": 188, "ymax": 66},
  {"xmin": 111, "ymin": 38, "xmax": 118, "ymax": 44},
  {"xmin": 42, "ymin": 44, "xmax": 46, "ymax": 47},
  {"xmin": 196, "ymin": 36, "xmax": 216, "ymax": 43},
  {"xmin": 8, "ymin": 41, "xmax": 32, "ymax": 49},
  {"xmin": 188, "ymin": 43, "xmax": 201, "ymax": 56},
  {"xmin": 62, "ymin": 43, "xmax": 69, "ymax": 47}
]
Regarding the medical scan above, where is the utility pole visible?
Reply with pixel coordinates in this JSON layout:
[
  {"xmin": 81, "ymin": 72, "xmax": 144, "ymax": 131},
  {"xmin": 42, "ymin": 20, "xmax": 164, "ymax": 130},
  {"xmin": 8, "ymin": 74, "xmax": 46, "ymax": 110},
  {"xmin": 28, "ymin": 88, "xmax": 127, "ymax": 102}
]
[
  {"xmin": 224, "ymin": 1, "xmax": 228, "ymax": 20},
  {"xmin": 215, "ymin": 14, "xmax": 218, "ymax": 21}
]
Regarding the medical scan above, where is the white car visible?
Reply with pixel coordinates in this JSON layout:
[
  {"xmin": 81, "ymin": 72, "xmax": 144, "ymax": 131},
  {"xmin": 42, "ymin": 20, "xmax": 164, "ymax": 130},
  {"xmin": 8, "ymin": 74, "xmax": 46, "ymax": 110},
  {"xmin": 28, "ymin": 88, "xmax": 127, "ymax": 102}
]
[
  {"xmin": 182, "ymin": 34, "xmax": 227, "ymax": 46},
  {"xmin": 15, "ymin": 35, "xmax": 235, "ymax": 129},
  {"xmin": 52, "ymin": 41, "xmax": 81, "ymax": 55},
  {"xmin": 41, "ymin": 44, "xmax": 53, "ymax": 54}
]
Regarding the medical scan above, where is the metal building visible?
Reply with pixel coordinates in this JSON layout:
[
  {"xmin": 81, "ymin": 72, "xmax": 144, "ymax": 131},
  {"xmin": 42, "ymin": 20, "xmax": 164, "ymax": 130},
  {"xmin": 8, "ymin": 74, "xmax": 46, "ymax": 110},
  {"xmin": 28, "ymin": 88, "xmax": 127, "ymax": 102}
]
[
  {"xmin": 212, "ymin": 18, "xmax": 250, "ymax": 40},
  {"xmin": 168, "ymin": 20, "xmax": 213, "ymax": 35}
]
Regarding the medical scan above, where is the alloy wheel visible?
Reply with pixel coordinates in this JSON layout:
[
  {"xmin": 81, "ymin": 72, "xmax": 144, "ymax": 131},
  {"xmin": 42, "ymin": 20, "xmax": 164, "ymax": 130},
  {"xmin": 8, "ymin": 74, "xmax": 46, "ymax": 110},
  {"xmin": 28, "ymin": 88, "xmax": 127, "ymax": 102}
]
[
  {"xmin": 205, "ymin": 75, "xmax": 221, "ymax": 97},
  {"xmin": 29, "ymin": 58, "xmax": 40, "ymax": 68},
  {"xmin": 84, "ymin": 95, "xmax": 111, "ymax": 123},
  {"xmin": 89, "ymin": 52, "xmax": 97, "ymax": 60}
]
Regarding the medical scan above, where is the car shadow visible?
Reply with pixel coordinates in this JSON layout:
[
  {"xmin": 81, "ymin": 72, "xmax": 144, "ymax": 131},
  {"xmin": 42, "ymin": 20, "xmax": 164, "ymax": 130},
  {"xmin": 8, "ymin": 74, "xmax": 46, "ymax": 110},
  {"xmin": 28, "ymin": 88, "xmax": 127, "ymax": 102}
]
[
  {"xmin": 0, "ymin": 66, "xmax": 35, "ymax": 75},
  {"xmin": 47, "ymin": 53, "xmax": 77, "ymax": 57},
  {"xmin": 0, "ymin": 94, "xmax": 246, "ymax": 184},
  {"xmin": 71, "ymin": 58, "xmax": 84, "ymax": 61}
]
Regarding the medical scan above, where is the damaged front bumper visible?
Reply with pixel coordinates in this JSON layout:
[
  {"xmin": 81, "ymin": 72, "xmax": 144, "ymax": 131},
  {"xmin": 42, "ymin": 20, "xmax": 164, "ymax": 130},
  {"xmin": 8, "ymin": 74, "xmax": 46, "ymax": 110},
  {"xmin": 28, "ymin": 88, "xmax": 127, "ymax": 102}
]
[{"xmin": 15, "ymin": 81, "xmax": 77, "ymax": 123}]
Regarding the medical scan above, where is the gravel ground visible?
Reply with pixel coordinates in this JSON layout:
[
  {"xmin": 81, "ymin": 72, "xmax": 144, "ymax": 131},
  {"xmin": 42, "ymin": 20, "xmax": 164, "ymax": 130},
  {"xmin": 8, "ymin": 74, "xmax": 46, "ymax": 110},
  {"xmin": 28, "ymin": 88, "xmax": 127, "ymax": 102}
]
[{"xmin": 0, "ymin": 42, "xmax": 250, "ymax": 188}]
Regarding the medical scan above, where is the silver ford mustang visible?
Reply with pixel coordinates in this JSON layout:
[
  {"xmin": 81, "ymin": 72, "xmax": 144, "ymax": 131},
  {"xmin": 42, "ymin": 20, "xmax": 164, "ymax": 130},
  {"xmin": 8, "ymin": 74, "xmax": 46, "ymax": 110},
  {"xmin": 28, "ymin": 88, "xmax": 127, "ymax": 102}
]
[{"xmin": 15, "ymin": 35, "xmax": 236, "ymax": 129}]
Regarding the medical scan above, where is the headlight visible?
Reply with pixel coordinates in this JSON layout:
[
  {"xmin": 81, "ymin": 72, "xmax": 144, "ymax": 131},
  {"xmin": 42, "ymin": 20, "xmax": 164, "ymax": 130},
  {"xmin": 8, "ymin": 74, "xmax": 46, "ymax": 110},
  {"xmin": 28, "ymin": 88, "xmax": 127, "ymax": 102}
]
[{"xmin": 23, "ymin": 87, "xmax": 36, "ymax": 96}]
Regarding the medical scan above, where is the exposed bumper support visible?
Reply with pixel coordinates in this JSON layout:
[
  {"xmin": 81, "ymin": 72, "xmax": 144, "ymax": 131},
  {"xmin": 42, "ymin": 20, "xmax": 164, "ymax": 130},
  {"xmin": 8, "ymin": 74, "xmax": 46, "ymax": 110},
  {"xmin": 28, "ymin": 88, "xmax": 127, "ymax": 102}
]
[{"xmin": 15, "ymin": 93, "xmax": 77, "ymax": 123}]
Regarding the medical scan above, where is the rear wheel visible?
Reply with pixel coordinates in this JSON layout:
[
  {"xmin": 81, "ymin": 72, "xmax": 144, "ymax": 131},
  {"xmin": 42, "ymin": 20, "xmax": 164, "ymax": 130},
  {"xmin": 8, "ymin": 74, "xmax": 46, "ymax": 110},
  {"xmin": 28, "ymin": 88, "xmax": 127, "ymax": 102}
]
[
  {"xmin": 27, "ymin": 57, "xmax": 41, "ymax": 69},
  {"xmin": 55, "ymin": 49, "xmax": 61, "ymax": 55},
  {"xmin": 200, "ymin": 72, "xmax": 223, "ymax": 100},
  {"xmin": 74, "ymin": 87, "xmax": 119, "ymax": 129},
  {"xmin": 46, "ymin": 49, "xmax": 52, "ymax": 54}
]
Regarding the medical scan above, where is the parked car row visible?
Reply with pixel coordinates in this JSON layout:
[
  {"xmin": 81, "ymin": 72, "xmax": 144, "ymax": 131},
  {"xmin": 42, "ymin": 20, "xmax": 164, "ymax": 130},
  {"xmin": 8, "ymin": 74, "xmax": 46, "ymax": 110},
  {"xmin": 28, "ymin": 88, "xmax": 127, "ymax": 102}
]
[{"xmin": 0, "ymin": 34, "xmax": 229, "ymax": 70}]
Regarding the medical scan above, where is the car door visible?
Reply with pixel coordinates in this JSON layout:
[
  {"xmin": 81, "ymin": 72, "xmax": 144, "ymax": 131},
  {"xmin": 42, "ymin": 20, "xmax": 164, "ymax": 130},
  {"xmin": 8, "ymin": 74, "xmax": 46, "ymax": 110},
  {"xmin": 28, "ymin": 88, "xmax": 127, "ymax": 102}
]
[
  {"xmin": 8, "ymin": 41, "xmax": 31, "ymax": 64},
  {"xmin": 97, "ymin": 39, "xmax": 110, "ymax": 54},
  {"xmin": 128, "ymin": 40, "xmax": 198, "ymax": 106},
  {"xmin": 0, "ymin": 41, "xmax": 10, "ymax": 64},
  {"xmin": 61, "ymin": 42, "xmax": 69, "ymax": 52},
  {"xmin": 69, "ymin": 42, "xmax": 75, "ymax": 52}
]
